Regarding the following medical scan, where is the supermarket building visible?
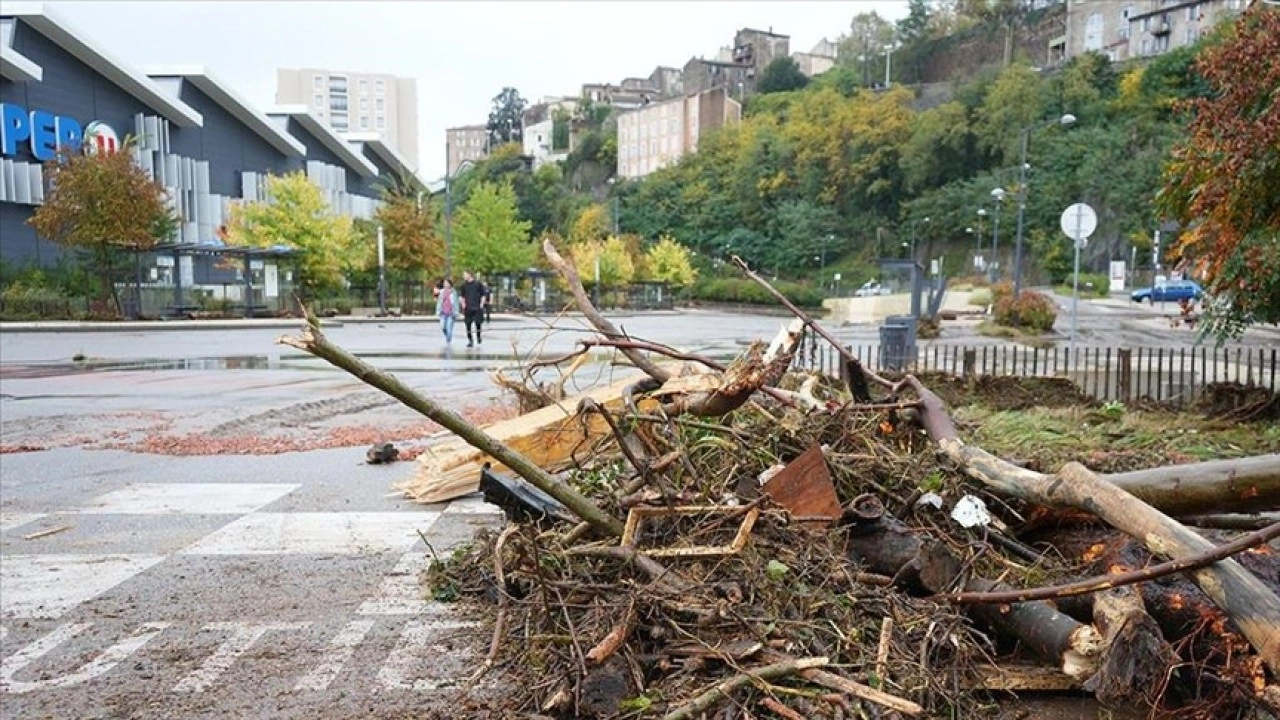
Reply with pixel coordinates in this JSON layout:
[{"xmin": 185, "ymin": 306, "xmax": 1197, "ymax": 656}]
[{"xmin": 0, "ymin": 4, "xmax": 415, "ymax": 311}]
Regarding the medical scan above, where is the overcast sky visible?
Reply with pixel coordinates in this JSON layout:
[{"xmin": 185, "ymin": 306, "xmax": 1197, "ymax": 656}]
[{"xmin": 48, "ymin": 1, "xmax": 907, "ymax": 181}]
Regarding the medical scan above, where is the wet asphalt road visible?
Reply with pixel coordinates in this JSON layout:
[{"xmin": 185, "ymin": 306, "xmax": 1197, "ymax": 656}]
[{"xmin": 0, "ymin": 304, "xmax": 1275, "ymax": 718}]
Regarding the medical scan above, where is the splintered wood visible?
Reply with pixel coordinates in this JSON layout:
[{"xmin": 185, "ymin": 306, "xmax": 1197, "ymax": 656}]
[{"xmin": 395, "ymin": 372, "xmax": 646, "ymax": 504}]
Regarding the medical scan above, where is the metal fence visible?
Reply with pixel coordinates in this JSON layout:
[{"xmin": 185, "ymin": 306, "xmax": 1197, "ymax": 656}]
[{"xmin": 794, "ymin": 337, "xmax": 1280, "ymax": 407}]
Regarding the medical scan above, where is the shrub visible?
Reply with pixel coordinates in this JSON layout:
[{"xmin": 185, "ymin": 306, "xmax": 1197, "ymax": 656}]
[
  {"xmin": 968, "ymin": 288, "xmax": 993, "ymax": 307},
  {"xmin": 990, "ymin": 280, "xmax": 1014, "ymax": 305},
  {"xmin": 690, "ymin": 277, "xmax": 823, "ymax": 307},
  {"xmin": 993, "ymin": 289, "xmax": 1057, "ymax": 332}
]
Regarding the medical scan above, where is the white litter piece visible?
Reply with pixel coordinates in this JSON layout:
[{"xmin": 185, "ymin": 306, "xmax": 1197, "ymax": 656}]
[
  {"xmin": 916, "ymin": 492, "xmax": 944, "ymax": 510},
  {"xmin": 951, "ymin": 495, "xmax": 992, "ymax": 528}
]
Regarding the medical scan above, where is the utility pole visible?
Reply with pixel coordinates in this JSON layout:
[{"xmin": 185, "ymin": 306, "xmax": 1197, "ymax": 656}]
[
  {"xmin": 444, "ymin": 141, "xmax": 453, "ymax": 279},
  {"xmin": 376, "ymin": 225, "xmax": 387, "ymax": 316}
]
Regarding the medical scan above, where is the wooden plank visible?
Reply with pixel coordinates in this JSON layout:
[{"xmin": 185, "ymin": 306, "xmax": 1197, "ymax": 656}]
[{"xmin": 396, "ymin": 370, "xmax": 653, "ymax": 504}]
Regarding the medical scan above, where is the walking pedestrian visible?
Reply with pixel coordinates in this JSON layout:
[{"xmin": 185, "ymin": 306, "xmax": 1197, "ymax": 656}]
[
  {"xmin": 460, "ymin": 271, "xmax": 487, "ymax": 347},
  {"xmin": 435, "ymin": 277, "xmax": 459, "ymax": 344}
]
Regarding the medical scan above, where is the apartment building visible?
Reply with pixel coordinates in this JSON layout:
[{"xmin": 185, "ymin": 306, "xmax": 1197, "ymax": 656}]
[
  {"xmin": 276, "ymin": 67, "xmax": 419, "ymax": 169},
  {"xmin": 616, "ymin": 87, "xmax": 741, "ymax": 180},
  {"xmin": 445, "ymin": 124, "xmax": 488, "ymax": 176},
  {"xmin": 793, "ymin": 38, "xmax": 838, "ymax": 77},
  {"xmin": 685, "ymin": 27, "xmax": 791, "ymax": 97},
  {"xmin": 522, "ymin": 97, "xmax": 577, "ymax": 169},
  {"xmin": 1065, "ymin": 0, "xmax": 1246, "ymax": 61}
]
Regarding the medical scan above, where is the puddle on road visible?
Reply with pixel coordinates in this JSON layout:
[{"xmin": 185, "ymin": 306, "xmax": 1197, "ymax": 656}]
[{"xmin": 0, "ymin": 351, "xmax": 535, "ymax": 379}]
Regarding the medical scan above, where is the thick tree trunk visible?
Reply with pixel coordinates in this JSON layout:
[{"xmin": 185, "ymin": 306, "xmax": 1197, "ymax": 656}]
[
  {"xmin": 1105, "ymin": 454, "xmax": 1280, "ymax": 516},
  {"xmin": 1086, "ymin": 585, "xmax": 1177, "ymax": 708},
  {"xmin": 900, "ymin": 375, "xmax": 1280, "ymax": 674}
]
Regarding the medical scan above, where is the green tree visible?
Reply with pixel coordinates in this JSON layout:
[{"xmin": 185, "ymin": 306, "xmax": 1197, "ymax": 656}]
[
  {"xmin": 974, "ymin": 63, "xmax": 1047, "ymax": 164},
  {"xmin": 757, "ymin": 57, "xmax": 810, "ymax": 94},
  {"xmin": 486, "ymin": 87, "xmax": 527, "ymax": 146},
  {"xmin": 28, "ymin": 138, "xmax": 178, "ymax": 314},
  {"xmin": 569, "ymin": 204, "xmax": 611, "ymax": 245},
  {"xmin": 223, "ymin": 172, "xmax": 357, "ymax": 297},
  {"xmin": 452, "ymin": 181, "xmax": 535, "ymax": 275},
  {"xmin": 641, "ymin": 235, "xmax": 698, "ymax": 287},
  {"xmin": 900, "ymin": 101, "xmax": 977, "ymax": 192}
]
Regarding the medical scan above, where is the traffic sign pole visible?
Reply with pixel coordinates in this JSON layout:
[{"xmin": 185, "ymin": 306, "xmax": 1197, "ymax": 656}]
[{"xmin": 1059, "ymin": 203, "xmax": 1098, "ymax": 351}]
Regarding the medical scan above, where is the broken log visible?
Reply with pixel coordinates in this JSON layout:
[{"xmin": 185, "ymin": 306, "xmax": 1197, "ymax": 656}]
[
  {"xmin": 1085, "ymin": 585, "xmax": 1177, "ymax": 708},
  {"xmin": 964, "ymin": 578, "xmax": 1102, "ymax": 682},
  {"xmin": 543, "ymin": 238, "xmax": 671, "ymax": 384},
  {"xmin": 900, "ymin": 374, "xmax": 1280, "ymax": 674},
  {"xmin": 1106, "ymin": 454, "xmax": 1280, "ymax": 516},
  {"xmin": 399, "ymin": 371, "xmax": 654, "ymax": 504},
  {"xmin": 279, "ymin": 312, "xmax": 624, "ymax": 538}
]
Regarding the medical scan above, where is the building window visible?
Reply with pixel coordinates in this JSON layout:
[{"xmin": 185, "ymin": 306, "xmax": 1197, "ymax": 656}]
[
  {"xmin": 361, "ymin": 117, "xmax": 369, "ymax": 130},
  {"xmin": 1185, "ymin": 27, "xmax": 1196, "ymax": 44},
  {"xmin": 375, "ymin": 79, "xmax": 385, "ymax": 95},
  {"xmin": 376, "ymin": 98, "xmax": 384, "ymax": 111},
  {"xmin": 330, "ymin": 97, "xmax": 348, "ymax": 112},
  {"xmin": 313, "ymin": 93, "xmax": 324, "ymax": 107},
  {"xmin": 313, "ymin": 75, "xmax": 324, "ymax": 90},
  {"xmin": 360, "ymin": 97, "xmax": 368, "ymax": 111},
  {"xmin": 331, "ymin": 114, "xmax": 348, "ymax": 130},
  {"xmin": 376, "ymin": 116, "xmax": 385, "ymax": 129},
  {"xmin": 359, "ymin": 78, "xmax": 368, "ymax": 94},
  {"xmin": 329, "ymin": 76, "xmax": 347, "ymax": 94}
]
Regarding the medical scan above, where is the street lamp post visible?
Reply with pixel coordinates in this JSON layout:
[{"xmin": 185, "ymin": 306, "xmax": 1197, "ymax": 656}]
[
  {"xmin": 443, "ymin": 142, "xmax": 454, "ymax": 280},
  {"xmin": 989, "ymin": 188, "xmax": 1006, "ymax": 283},
  {"xmin": 1012, "ymin": 113, "xmax": 1076, "ymax": 299},
  {"xmin": 976, "ymin": 207, "xmax": 988, "ymax": 271},
  {"xmin": 909, "ymin": 216, "xmax": 930, "ymax": 262},
  {"xmin": 884, "ymin": 44, "xmax": 894, "ymax": 87}
]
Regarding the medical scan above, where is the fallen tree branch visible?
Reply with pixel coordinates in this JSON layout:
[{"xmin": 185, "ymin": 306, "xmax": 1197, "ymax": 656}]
[
  {"xmin": 935, "ymin": 521, "xmax": 1280, "ymax": 605},
  {"xmin": 899, "ymin": 374, "xmax": 1280, "ymax": 674},
  {"xmin": 730, "ymin": 254, "xmax": 891, "ymax": 396},
  {"xmin": 585, "ymin": 601, "xmax": 636, "ymax": 665},
  {"xmin": 661, "ymin": 656, "xmax": 829, "ymax": 720},
  {"xmin": 543, "ymin": 238, "xmax": 671, "ymax": 384},
  {"xmin": 279, "ymin": 311, "xmax": 624, "ymax": 538},
  {"xmin": 1181, "ymin": 512, "xmax": 1280, "ymax": 531},
  {"xmin": 582, "ymin": 338, "xmax": 726, "ymax": 372},
  {"xmin": 1105, "ymin": 454, "xmax": 1280, "ymax": 516}
]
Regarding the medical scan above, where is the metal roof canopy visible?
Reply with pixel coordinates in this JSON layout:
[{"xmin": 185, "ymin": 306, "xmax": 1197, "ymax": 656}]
[{"xmin": 151, "ymin": 242, "xmax": 296, "ymax": 258}]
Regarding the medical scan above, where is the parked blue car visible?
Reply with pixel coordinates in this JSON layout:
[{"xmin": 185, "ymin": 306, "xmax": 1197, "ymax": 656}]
[{"xmin": 1131, "ymin": 280, "xmax": 1204, "ymax": 304}]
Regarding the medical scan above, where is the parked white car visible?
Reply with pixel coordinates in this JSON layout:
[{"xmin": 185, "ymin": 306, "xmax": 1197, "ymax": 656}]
[{"xmin": 855, "ymin": 281, "xmax": 893, "ymax": 297}]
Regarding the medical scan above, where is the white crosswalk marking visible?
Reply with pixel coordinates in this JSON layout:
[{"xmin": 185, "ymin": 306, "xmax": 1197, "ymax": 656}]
[
  {"xmin": 174, "ymin": 622, "xmax": 310, "ymax": 693},
  {"xmin": 358, "ymin": 551, "xmax": 453, "ymax": 616},
  {"xmin": 1, "ymin": 622, "xmax": 170, "ymax": 693},
  {"xmin": 0, "ymin": 554, "xmax": 167, "ymax": 620},
  {"xmin": 294, "ymin": 620, "xmax": 375, "ymax": 691},
  {"xmin": 71, "ymin": 483, "xmax": 299, "ymax": 515},
  {"xmin": 377, "ymin": 619, "xmax": 480, "ymax": 691}
]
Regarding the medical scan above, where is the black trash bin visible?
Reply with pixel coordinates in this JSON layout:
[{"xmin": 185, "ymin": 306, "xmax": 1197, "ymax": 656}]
[{"xmin": 879, "ymin": 315, "xmax": 918, "ymax": 372}]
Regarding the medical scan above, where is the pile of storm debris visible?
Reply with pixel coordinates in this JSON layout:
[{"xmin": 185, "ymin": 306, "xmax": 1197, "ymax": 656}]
[{"xmin": 280, "ymin": 241, "xmax": 1280, "ymax": 720}]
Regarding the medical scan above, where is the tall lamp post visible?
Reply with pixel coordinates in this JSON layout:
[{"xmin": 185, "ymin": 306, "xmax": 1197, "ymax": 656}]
[
  {"xmin": 975, "ymin": 207, "xmax": 988, "ymax": 272},
  {"xmin": 989, "ymin": 188, "xmax": 1006, "ymax": 283},
  {"xmin": 909, "ymin": 216, "xmax": 930, "ymax": 261},
  {"xmin": 883, "ymin": 44, "xmax": 894, "ymax": 88},
  {"xmin": 1012, "ymin": 113, "xmax": 1077, "ymax": 299}
]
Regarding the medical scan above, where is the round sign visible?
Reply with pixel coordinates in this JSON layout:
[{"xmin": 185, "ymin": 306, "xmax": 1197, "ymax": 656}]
[
  {"xmin": 83, "ymin": 121, "xmax": 120, "ymax": 156},
  {"xmin": 1060, "ymin": 203, "xmax": 1097, "ymax": 244}
]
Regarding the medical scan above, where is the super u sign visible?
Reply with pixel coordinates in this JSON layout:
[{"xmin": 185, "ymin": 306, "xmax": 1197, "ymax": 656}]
[{"xmin": 0, "ymin": 103, "xmax": 119, "ymax": 160}]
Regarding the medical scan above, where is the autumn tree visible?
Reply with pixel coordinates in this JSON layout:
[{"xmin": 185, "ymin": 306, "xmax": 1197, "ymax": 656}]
[
  {"xmin": 1161, "ymin": 4, "xmax": 1280, "ymax": 338},
  {"xmin": 373, "ymin": 175, "xmax": 442, "ymax": 281},
  {"xmin": 223, "ymin": 172, "xmax": 357, "ymax": 297},
  {"xmin": 28, "ymin": 138, "xmax": 178, "ymax": 314},
  {"xmin": 571, "ymin": 234, "xmax": 635, "ymax": 289},
  {"xmin": 569, "ymin": 203, "xmax": 611, "ymax": 245},
  {"xmin": 452, "ymin": 181, "xmax": 535, "ymax": 275},
  {"xmin": 641, "ymin": 235, "xmax": 698, "ymax": 287}
]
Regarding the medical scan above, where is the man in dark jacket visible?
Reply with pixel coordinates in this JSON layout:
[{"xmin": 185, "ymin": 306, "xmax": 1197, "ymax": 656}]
[{"xmin": 460, "ymin": 271, "xmax": 487, "ymax": 347}]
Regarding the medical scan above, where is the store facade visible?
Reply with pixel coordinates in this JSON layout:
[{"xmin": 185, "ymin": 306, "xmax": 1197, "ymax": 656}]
[{"xmin": 1, "ymin": 5, "xmax": 405, "ymax": 315}]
